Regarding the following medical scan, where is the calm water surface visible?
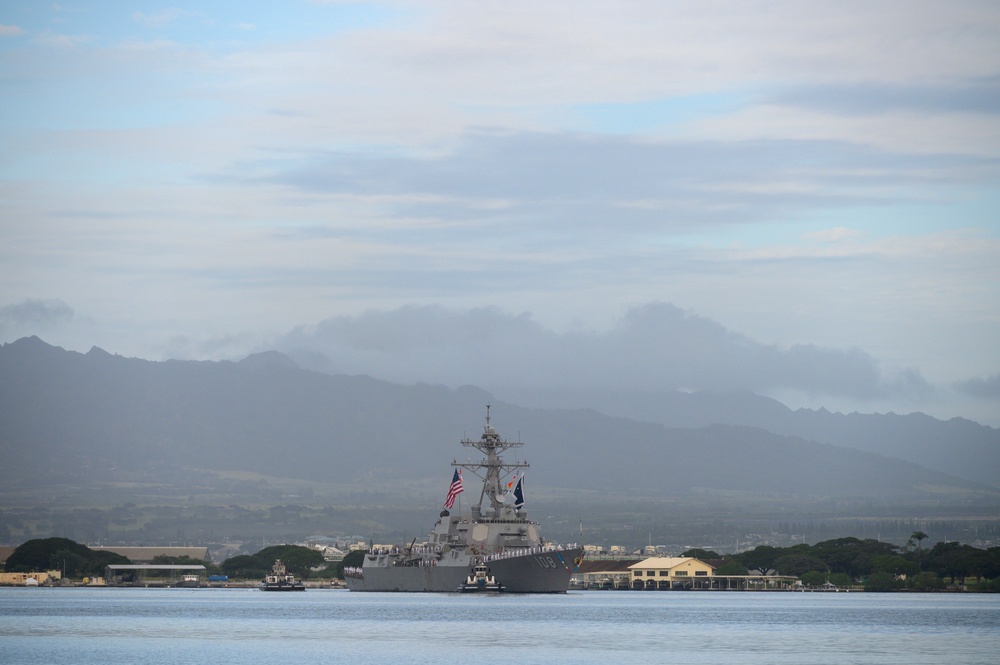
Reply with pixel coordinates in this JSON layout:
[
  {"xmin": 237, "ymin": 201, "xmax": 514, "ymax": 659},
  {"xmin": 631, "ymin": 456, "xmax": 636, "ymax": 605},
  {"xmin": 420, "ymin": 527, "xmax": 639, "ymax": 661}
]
[{"xmin": 1, "ymin": 588, "xmax": 998, "ymax": 664}]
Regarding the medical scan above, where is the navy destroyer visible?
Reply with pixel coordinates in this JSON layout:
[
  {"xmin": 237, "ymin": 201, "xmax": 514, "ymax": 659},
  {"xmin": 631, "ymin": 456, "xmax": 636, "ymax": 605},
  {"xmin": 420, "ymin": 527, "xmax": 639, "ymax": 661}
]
[{"xmin": 344, "ymin": 408, "xmax": 583, "ymax": 592}]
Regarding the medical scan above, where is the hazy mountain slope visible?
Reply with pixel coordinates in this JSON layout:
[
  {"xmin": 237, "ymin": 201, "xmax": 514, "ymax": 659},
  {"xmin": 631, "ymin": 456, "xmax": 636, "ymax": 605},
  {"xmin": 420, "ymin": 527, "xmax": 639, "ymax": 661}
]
[
  {"xmin": 0, "ymin": 337, "xmax": 986, "ymax": 503},
  {"xmin": 471, "ymin": 407, "xmax": 978, "ymax": 498},
  {"xmin": 0, "ymin": 336, "xmax": 490, "ymax": 484},
  {"xmin": 493, "ymin": 386, "xmax": 1000, "ymax": 488}
]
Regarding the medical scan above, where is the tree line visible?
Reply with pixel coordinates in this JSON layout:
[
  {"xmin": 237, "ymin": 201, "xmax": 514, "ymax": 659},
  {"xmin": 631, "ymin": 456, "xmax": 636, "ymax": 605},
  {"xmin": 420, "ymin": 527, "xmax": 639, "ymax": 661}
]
[
  {"xmin": 6, "ymin": 535, "xmax": 999, "ymax": 591},
  {"xmin": 682, "ymin": 532, "xmax": 1000, "ymax": 591},
  {"xmin": 3, "ymin": 537, "xmax": 366, "ymax": 582}
]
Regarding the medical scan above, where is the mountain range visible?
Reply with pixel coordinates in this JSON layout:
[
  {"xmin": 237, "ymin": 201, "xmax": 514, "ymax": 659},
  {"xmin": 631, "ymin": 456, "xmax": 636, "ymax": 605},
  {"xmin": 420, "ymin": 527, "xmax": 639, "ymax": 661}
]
[{"xmin": 2, "ymin": 336, "xmax": 997, "ymax": 514}]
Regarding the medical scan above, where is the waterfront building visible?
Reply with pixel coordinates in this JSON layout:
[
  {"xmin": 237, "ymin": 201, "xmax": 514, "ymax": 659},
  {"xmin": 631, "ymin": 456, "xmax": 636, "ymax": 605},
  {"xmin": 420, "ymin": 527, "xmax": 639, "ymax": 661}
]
[
  {"xmin": 630, "ymin": 556, "xmax": 716, "ymax": 589},
  {"xmin": 0, "ymin": 571, "xmax": 58, "ymax": 586}
]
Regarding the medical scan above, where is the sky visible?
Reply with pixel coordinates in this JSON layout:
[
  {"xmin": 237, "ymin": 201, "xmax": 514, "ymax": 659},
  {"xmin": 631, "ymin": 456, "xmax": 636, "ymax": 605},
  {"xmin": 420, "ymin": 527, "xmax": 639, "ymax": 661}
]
[{"xmin": 1, "ymin": 1, "xmax": 998, "ymax": 426}]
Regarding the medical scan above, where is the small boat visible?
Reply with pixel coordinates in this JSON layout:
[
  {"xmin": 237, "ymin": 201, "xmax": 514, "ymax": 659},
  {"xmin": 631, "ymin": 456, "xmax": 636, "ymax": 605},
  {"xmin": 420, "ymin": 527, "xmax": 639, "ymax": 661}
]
[
  {"xmin": 175, "ymin": 574, "xmax": 201, "ymax": 588},
  {"xmin": 260, "ymin": 559, "xmax": 305, "ymax": 591},
  {"xmin": 458, "ymin": 563, "xmax": 503, "ymax": 592}
]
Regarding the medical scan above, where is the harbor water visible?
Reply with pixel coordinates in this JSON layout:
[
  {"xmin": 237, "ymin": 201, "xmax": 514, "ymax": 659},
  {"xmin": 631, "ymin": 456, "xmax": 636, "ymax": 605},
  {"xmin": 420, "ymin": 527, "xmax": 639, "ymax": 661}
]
[{"xmin": 2, "ymin": 588, "xmax": 998, "ymax": 664}]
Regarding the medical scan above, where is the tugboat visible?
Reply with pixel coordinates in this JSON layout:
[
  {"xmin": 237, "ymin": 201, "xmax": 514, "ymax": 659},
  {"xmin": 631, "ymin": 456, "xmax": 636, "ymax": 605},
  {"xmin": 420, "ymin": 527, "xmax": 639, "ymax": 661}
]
[
  {"xmin": 260, "ymin": 559, "xmax": 305, "ymax": 591},
  {"xmin": 344, "ymin": 407, "xmax": 584, "ymax": 593},
  {"xmin": 175, "ymin": 574, "xmax": 201, "ymax": 588},
  {"xmin": 459, "ymin": 563, "xmax": 503, "ymax": 592}
]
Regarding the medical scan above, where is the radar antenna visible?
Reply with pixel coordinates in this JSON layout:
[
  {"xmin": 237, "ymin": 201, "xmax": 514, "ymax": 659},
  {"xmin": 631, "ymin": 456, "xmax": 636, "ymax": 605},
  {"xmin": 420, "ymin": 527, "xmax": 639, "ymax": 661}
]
[{"xmin": 453, "ymin": 405, "xmax": 529, "ymax": 512}]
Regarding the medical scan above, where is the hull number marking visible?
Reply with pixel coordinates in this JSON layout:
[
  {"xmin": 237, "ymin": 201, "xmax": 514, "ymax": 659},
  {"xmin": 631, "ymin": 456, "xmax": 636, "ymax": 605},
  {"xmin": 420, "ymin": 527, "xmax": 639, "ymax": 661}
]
[{"xmin": 534, "ymin": 556, "xmax": 557, "ymax": 568}]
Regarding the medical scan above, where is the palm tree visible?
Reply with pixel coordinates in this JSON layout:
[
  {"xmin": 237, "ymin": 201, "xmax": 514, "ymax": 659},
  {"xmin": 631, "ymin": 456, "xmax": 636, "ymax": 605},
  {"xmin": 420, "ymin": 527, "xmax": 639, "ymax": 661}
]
[{"xmin": 909, "ymin": 531, "xmax": 928, "ymax": 550}]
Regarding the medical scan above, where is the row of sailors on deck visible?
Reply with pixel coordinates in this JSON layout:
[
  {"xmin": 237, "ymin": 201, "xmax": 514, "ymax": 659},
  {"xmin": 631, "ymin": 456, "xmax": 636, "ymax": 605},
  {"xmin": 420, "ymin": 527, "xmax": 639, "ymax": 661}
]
[
  {"xmin": 483, "ymin": 543, "xmax": 578, "ymax": 563},
  {"xmin": 368, "ymin": 542, "xmax": 579, "ymax": 561},
  {"xmin": 370, "ymin": 545, "xmax": 442, "ymax": 556}
]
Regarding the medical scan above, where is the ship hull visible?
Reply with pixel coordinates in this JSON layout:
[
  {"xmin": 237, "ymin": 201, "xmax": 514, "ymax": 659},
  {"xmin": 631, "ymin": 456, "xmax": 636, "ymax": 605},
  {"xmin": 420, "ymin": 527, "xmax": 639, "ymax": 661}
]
[
  {"xmin": 345, "ymin": 548, "xmax": 583, "ymax": 593},
  {"xmin": 260, "ymin": 583, "xmax": 305, "ymax": 591}
]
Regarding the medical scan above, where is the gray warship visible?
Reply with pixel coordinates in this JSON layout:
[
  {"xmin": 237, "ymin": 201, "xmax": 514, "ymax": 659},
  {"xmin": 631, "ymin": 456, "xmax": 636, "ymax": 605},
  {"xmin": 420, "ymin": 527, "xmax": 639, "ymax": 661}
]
[{"xmin": 344, "ymin": 408, "xmax": 584, "ymax": 593}]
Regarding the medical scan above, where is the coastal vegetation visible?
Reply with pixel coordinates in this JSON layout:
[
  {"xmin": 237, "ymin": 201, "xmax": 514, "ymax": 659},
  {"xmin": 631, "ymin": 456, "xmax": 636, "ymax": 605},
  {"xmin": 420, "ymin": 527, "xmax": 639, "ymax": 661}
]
[
  {"xmin": 4, "ymin": 537, "xmax": 129, "ymax": 577},
  {"xmin": 219, "ymin": 544, "xmax": 325, "ymax": 580},
  {"xmin": 682, "ymin": 534, "xmax": 1000, "ymax": 591},
  {"xmin": 5, "ymin": 535, "xmax": 1000, "ymax": 590}
]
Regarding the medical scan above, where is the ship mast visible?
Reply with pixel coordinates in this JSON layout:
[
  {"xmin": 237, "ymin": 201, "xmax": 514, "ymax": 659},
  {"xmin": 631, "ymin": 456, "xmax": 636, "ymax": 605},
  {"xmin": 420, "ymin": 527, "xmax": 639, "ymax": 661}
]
[{"xmin": 453, "ymin": 405, "xmax": 529, "ymax": 513}]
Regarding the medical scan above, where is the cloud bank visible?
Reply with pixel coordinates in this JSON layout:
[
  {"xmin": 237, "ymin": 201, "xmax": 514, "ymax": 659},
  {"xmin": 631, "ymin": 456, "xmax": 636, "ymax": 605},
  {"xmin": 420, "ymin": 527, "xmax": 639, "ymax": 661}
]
[
  {"xmin": 273, "ymin": 303, "xmax": 932, "ymax": 403},
  {"xmin": 1, "ymin": 2, "xmax": 998, "ymax": 426},
  {"xmin": 0, "ymin": 299, "xmax": 74, "ymax": 338},
  {"xmin": 955, "ymin": 374, "xmax": 1000, "ymax": 400}
]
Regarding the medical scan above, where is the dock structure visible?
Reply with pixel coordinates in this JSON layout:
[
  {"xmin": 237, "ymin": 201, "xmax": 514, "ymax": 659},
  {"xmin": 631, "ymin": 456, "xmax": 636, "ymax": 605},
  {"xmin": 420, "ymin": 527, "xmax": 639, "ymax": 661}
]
[
  {"xmin": 573, "ymin": 557, "xmax": 798, "ymax": 590},
  {"xmin": 633, "ymin": 573, "xmax": 800, "ymax": 591},
  {"xmin": 574, "ymin": 558, "xmax": 638, "ymax": 589},
  {"xmin": 104, "ymin": 564, "xmax": 207, "ymax": 587}
]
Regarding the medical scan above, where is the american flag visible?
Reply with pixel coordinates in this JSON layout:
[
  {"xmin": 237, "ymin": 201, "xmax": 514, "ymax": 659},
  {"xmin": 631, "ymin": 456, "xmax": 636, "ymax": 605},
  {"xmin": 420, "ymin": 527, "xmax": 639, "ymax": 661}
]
[{"xmin": 443, "ymin": 469, "xmax": 464, "ymax": 508}]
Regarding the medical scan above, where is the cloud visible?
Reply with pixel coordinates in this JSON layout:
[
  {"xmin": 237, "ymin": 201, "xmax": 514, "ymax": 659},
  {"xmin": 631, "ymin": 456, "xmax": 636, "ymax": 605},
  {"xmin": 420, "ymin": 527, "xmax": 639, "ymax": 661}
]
[
  {"xmin": 241, "ymin": 130, "xmax": 994, "ymax": 244},
  {"xmin": 34, "ymin": 31, "xmax": 92, "ymax": 49},
  {"xmin": 132, "ymin": 9, "xmax": 189, "ymax": 28},
  {"xmin": 0, "ymin": 299, "xmax": 74, "ymax": 332},
  {"xmin": 768, "ymin": 79, "xmax": 1000, "ymax": 116},
  {"xmin": 273, "ymin": 302, "xmax": 929, "ymax": 402},
  {"xmin": 118, "ymin": 38, "xmax": 182, "ymax": 52},
  {"xmin": 0, "ymin": 24, "xmax": 23, "ymax": 37},
  {"xmin": 804, "ymin": 227, "xmax": 865, "ymax": 243},
  {"xmin": 275, "ymin": 131, "xmax": 980, "ymax": 199},
  {"xmin": 1, "ymin": 1, "xmax": 995, "ymax": 428},
  {"xmin": 954, "ymin": 374, "xmax": 1000, "ymax": 400}
]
